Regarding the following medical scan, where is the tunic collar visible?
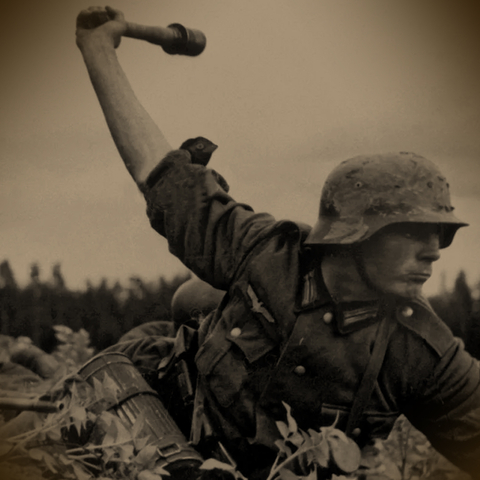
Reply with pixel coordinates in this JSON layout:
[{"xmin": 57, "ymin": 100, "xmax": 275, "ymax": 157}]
[{"xmin": 297, "ymin": 266, "xmax": 380, "ymax": 333}]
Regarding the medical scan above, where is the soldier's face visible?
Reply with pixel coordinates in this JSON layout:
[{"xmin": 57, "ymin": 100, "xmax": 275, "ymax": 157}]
[{"xmin": 359, "ymin": 223, "xmax": 441, "ymax": 298}]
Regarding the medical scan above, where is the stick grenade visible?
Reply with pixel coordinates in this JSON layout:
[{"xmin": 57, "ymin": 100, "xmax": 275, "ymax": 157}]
[{"xmin": 123, "ymin": 22, "xmax": 206, "ymax": 56}]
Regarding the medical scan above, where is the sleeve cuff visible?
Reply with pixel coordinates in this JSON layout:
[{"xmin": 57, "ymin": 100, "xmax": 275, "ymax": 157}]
[{"xmin": 140, "ymin": 149, "xmax": 192, "ymax": 192}]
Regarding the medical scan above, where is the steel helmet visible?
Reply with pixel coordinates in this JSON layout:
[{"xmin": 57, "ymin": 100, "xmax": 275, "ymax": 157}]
[
  {"xmin": 304, "ymin": 152, "xmax": 467, "ymax": 248},
  {"xmin": 171, "ymin": 277, "xmax": 225, "ymax": 328}
]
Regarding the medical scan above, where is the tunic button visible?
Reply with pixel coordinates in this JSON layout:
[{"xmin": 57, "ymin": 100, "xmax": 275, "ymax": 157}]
[
  {"xmin": 401, "ymin": 306, "xmax": 414, "ymax": 318},
  {"xmin": 323, "ymin": 312, "xmax": 333, "ymax": 324},
  {"xmin": 230, "ymin": 327, "xmax": 242, "ymax": 337},
  {"xmin": 293, "ymin": 365, "xmax": 306, "ymax": 376}
]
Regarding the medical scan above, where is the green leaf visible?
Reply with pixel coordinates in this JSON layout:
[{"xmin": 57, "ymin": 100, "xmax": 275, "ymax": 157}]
[
  {"xmin": 305, "ymin": 448, "xmax": 316, "ymax": 466},
  {"xmin": 274, "ymin": 439, "xmax": 292, "ymax": 457},
  {"xmin": 32, "ymin": 412, "xmax": 44, "ymax": 430},
  {"xmin": 27, "ymin": 448, "xmax": 45, "ymax": 461},
  {"xmin": 28, "ymin": 448, "xmax": 59, "ymax": 473},
  {"xmin": 79, "ymin": 329, "xmax": 90, "ymax": 341},
  {"xmin": 289, "ymin": 430, "xmax": 305, "ymax": 448},
  {"xmin": 70, "ymin": 405, "xmax": 88, "ymax": 436},
  {"xmin": 101, "ymin": 446, "xmax": 116, "ymax": 464},
  {"xmin": 137, "ymin": 470, "xmax": 165, "ymax": 480},
  {"xmin": 58, "ymin": 453, "xmax": 74, "ymax": 465},
  {"xmin": 311, "ymin": 442, "xmax": 329, "ymax": 468},
  {"xmin": 134, "ymin": 435, "xmax": 152, "ymax": 452},
  {"xmin": 326, "ymin": 429, "xmax": 349, "ymax": 443},
  {"xmin": 118, "ymin": 444, "xmax": 134, "ymax": 463},
  {"xmin": 110, "ymin": 415, "xmax": 133, "ymax": 445},
  {"xmin": 307, "ymin": 429, "xmax": 324, "ymax": 446},
  {"xmin": 200, "ymin": 458, "xmax": 236, "ymax": 471},
  {"xmin": 43, "ymin": 451, "xmax": 60, "ymax": 474},
  {"xmin": 276, "ymin": 420, "xmax": 290, "ymax": 440},
  {"xmin": 101, "ymin": 373, "xmax": 122, "ymax": 403},
  {"xmin": 46, "ymin": 427, "xmax": 62, "ymax": 442},
  {"xmin": 54, "ymin": 325, "xmax": 73, "ymax": 344},
  {"xmin": 72, "ymin": 463, "xmax": 93, "ymax": 480},
  {"xmin": 152, "ymin": 464, "xmax": 171, "ymax": 476},
  {"xmin": 408, "ymin": 452, "xmax": 428, "ymax": 464},
  {"xmin": 132, "ymin": 411, "xmax": 147, "ymax": 438},
  {"xmin": 281, "ymin": 402, "xmax": 298, "ymax": 434},
  {"xmin": 135, "ymin": 444, "xmax": 159, "ymax": 467},
  {"xmin": 327, "ymin": 433, "xmax": 361, "ymax": 474},
  {"xmin": 101, "ymin": 416, "xmax": 118, "ymax": 446},
  {"xmin": 92, "ymin": 377, "xmax": 106, "ymax": 402}
]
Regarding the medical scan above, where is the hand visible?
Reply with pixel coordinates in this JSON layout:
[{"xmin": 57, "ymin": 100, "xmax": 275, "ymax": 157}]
[{"xmin": 76, "ymin": 6, "xmax": 127, "ymax": 50}]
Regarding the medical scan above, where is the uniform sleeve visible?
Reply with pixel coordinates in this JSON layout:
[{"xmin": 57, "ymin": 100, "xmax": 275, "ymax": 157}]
[
  {"xmin": 406, "ymin": 338, "xmax": 480, "ymax": 476},
  {"xmin": 142, "ymin": 149, "xmax": 278, "ymax": 290}
]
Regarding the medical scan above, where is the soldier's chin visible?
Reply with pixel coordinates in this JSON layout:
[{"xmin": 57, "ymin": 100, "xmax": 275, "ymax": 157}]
[{"xmin": 381, "ymin": 281, "xmax": 424, "ymax": 299}]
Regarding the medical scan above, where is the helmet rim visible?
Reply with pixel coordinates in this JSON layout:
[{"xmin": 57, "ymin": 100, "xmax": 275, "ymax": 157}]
[
  {"xmin": 304, "ymin": 213, "xmax": 468, "ymax": 248},
  {"xmin": 305, "ymin": 152, "xmax": 468, "ymax": 248}
]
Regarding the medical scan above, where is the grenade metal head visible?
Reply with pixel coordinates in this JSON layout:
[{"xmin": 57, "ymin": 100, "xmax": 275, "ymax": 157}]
[{"xmin": 305, "ymin": 152, "xmax": 468, "ymax": 248}]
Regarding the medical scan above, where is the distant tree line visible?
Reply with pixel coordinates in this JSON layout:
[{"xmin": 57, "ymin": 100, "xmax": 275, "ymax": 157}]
[
  {"xmin": 429, "ymin": 270, "xmax": 480, "ymax": 359},
  {"xmin": 1, "ymin": 259, "xmax": 479, "ymax": 358},
  {"xmin": 0, "ymin": 260, "xmax": 189, "ymax": 353}
]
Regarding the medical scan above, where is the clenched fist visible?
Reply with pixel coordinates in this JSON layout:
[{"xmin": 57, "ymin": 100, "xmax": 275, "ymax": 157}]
[{"xmin": 76, "ymin": 6, "xmax": 127, "ymax": 49}]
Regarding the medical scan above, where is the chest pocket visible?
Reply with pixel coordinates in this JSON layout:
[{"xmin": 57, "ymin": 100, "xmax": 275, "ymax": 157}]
[{"xmin": 195, "ymin": 282, "xmax": 278, "ymax": 407}]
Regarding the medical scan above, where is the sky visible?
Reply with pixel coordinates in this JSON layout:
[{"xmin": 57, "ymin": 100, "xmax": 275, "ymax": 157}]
[{"xmin": 1, "ymin": 0, "xmax": 480, "ymax": 296}]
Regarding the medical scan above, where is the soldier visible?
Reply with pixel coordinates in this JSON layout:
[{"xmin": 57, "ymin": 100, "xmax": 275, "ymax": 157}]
[
  {"xmin": 107, "ymin": 276, "xmax": 224, "ymax": 381},
  {"xmin": 76, "ymin": 6, "xmax": 480, "ymax": 479},
  {"xmin": 170, "ymin": 277, "xmax": 226, "ymax": 331}
]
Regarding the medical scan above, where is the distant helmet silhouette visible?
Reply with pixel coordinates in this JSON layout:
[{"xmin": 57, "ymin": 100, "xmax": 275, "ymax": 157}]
[
  {"xmin": 305, "ymin": 152, "xmax": 467, "ymax": 248},
  {"xmin": 171, "ymin": 277, "xmax": 225, "ymax": 328}
]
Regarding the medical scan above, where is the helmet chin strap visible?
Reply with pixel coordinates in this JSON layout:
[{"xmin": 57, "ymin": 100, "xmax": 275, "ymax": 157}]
[
  {"xmin": 351, "ymin": 244, "xmax": 407, "ymax": 302},
  {"xmin": 351, "ymin": 244, "xmax": 385, "ymax": 296}
]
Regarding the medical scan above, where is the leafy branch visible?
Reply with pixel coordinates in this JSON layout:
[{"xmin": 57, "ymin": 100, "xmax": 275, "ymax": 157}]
[
  {"xmin": 0, "ymin": 327, "xmax": 470, "ymax": 480},
  {"xmin": 265, "ymin": 402, "xmax": 360, "ymax": 480}
]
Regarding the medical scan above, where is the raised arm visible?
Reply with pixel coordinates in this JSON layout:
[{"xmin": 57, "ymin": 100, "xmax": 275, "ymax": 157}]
[
  {"xmin": 75, "ymin": 6, "xmax": 171, "ymax": 185},
  {"xmin": 75, "ymin": 7, "xmax": 283, "ymax": 288}
]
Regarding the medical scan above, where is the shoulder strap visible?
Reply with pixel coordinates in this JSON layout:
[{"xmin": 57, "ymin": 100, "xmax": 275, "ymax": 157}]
[{"xmin": 346, "ymin": 300, "xmax": 396, "ymax": 436}]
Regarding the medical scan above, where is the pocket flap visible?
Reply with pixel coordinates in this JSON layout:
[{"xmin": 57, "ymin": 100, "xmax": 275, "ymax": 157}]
[
  {"xmin": 226, "ymin": 317, "xmax": 276, "ymax": 363},
  {"xmin": 196, "ymin": 282, "xmax": 278, "ymax": 373},
  {"xmin": 196, "ymin": 334, "xmax": 229, "ymax": 375}
]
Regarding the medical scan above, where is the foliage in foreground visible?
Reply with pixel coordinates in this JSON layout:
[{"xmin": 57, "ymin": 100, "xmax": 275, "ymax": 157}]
[
  {"xmin": 0, "ymin": 366, "xmax": 360, "ymax": 480},
  {"xmin": 0, "ymin": 327, "xmax": 471, "ymax": 480}
]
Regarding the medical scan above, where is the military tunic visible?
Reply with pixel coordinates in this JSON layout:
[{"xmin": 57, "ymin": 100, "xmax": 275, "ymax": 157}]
[{"xmin": 142, "ymin": 149, "xmax": 480, "ymax": 476}]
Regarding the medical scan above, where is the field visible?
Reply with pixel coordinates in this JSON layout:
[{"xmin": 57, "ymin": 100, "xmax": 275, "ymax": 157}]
[{"xmin": 0, "ymin": 326, "xmax": 471, "ymax": 480}]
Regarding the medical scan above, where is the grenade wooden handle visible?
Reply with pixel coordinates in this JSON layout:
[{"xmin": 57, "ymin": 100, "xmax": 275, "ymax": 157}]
[
  {"xmin": 0, "ymin": 398, "xmax": 63, "ymax": 413},
  {"xmin": 124, "ymin": 22, "xmax": 206, "ymax": 56}
]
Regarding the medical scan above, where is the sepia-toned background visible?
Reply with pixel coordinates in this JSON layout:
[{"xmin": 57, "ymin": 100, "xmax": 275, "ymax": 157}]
[{"xmin": 2, "ymin": 0, "xmax": 480, "ymax": 296}]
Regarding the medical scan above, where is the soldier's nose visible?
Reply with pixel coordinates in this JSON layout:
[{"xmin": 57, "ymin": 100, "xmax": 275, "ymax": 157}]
[{"xmin": 418, "ymin": 233, "xmax": 440, "ymax": 262}]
